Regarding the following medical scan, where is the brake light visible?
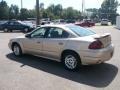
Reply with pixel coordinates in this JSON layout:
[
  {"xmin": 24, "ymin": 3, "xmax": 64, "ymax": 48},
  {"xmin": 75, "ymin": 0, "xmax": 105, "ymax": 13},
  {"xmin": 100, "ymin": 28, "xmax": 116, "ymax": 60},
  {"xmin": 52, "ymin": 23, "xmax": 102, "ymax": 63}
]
[{"xmin": 89, "ymin": 40, "xmax": 103, "ymax": 49}]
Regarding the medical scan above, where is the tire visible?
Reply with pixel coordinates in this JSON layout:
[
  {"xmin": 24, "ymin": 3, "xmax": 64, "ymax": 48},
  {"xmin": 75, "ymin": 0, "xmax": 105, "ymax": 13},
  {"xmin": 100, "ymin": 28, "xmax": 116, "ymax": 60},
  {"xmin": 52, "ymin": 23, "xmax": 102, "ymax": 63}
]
[
  {"xmin": 24, "ymin": 28, "xmax": 29, "ymax": 33},
  {"xmin": 4, "ymin": 28, "xmax": 9, "ymax": 32},
  {"xmin": 62, "ymin": 52, "xmax": 81, "ymax": 70},
  {"xmin": 12, "ymin": 44, "xmax": 22, "ymax": 56},
  {"xmin": 10, "ymin": 30, "xmax": 13, "ymax": 32}
]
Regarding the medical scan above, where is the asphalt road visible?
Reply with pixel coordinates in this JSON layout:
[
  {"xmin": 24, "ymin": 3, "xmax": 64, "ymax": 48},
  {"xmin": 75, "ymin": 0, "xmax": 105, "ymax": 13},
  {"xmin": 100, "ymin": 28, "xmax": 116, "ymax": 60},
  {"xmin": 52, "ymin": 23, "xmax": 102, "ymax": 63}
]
[{"xmin": 0, "ymin": 26, "xmax": 120, "ymax": 90}]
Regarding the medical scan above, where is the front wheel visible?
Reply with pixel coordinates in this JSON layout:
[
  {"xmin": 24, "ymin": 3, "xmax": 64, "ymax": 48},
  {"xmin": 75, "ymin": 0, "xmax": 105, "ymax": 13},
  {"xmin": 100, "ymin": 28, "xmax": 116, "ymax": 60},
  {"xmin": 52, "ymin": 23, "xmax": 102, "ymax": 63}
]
[
  {"xmin": 12, "ymin": 44, "xmax": 22, "ymax": 56},
  {"xmin": 62, "ymin": 52, "xmax": 81, "ymax": 70}
]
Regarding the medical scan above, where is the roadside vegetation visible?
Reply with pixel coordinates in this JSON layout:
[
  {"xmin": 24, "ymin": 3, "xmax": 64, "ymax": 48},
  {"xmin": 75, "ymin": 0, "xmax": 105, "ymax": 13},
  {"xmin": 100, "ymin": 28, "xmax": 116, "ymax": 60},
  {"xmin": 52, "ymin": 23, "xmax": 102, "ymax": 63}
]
[{"xmin": 0, "ymin": 0, "xmax": 119, "ymax": 24}]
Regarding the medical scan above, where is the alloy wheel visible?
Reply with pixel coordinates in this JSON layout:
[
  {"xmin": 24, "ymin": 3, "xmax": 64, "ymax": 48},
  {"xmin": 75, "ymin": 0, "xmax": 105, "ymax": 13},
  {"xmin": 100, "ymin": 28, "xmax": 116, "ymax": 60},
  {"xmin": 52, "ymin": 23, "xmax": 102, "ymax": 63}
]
[{"xmin": 64, "ymin": 55, "xmax": 77, "ymax": 70}]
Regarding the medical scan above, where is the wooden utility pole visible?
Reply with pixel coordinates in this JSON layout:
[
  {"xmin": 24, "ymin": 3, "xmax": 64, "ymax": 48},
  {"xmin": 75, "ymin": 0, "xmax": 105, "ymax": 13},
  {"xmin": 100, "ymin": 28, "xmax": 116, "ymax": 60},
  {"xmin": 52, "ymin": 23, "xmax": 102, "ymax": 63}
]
[
  {"xmin": 36, "ymin": 0, "xmax": 40, "ymax": 25},
  {"xmin": 21, "ymin": 0, "xmax": 23, "ymax": 9},
  {"xmin": 82, "ymin": 0, "xmax": 84, "ymax": 15},
  {"xmin": 82, "ymin": 0, "xmax": 85, "ymax": 18}
]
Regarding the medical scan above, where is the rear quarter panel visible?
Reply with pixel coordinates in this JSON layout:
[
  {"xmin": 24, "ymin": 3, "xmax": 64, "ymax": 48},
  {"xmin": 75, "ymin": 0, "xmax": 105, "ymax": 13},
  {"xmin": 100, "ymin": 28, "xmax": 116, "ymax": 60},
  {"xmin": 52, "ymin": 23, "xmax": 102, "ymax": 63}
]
[{"xmin": 63, "ymin": 37, "xmax": 95, "ymax": 52}]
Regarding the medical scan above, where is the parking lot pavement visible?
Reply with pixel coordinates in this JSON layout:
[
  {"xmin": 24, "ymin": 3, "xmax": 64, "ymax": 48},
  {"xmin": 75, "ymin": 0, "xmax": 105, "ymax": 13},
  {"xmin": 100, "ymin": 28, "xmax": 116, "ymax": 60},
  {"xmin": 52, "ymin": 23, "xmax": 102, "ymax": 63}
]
[{"xmin": 0, "ymin": 26, "xmax": 120, "ymax": 90}]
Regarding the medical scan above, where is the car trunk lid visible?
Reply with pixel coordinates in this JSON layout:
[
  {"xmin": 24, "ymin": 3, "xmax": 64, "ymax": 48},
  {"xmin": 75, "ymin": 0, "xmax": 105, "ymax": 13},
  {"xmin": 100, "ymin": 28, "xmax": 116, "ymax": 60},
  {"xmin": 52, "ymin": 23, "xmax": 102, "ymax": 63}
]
[{"xmin": 92, "ymin": 33, "xmax": 111, "ymax": 48}]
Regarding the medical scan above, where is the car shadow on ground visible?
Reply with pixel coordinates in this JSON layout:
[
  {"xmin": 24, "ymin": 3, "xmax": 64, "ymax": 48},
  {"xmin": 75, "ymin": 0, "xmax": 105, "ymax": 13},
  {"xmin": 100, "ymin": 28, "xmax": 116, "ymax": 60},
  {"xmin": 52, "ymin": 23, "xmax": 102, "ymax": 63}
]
[{"xmin": 6, "ymin": 53, "xmax": 118, "ymax": 88}]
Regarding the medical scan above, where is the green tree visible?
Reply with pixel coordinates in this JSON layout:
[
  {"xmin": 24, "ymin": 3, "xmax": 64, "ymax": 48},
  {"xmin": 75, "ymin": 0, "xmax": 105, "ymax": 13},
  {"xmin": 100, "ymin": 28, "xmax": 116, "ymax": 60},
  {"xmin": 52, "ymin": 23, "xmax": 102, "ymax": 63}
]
[
  {"xmin": 20, "ymin": 8, "xmax": 29, "ymax": 20},
  {"xmin": 86, "ymin": 8, "xmax": 99, "ymax": 19},
  {"xmin": 65, "ymin": 7, "xmax": 75, "ymax": 19},
  {"xmin": 44, "ymin": 4, "xmax": 82, "ymax": 20},
  {"xmin": 46, "ymin": 4, "xmax": 56, "ymax": 19},
  {"xmin": 54, "ymin": 4, "xmax": 63, "ymax": 17},
  {"xmin": 99, "ymin": 0, "xmax": 119, "ymax": 24},
  {"xmin": 9, "ymin": 4, "xmax": 19, "ymax": 19},
  {"xmin": 42, "ymin": 10, "xmax": 49, "ymax": 18},
  {"xmin": 62, "ymin": 7, "xmax": 81, "ymax": 20},
  {"xmin": 0, "ymin": 2, "xmax": 82, "ymax": 21},
  {"xmin": 0, "ymin": 0, "xmax": 9, "ymax": 20},
  {"xmin": 28, "ymin": 9, "xmax": 36, "ymax": 18}
]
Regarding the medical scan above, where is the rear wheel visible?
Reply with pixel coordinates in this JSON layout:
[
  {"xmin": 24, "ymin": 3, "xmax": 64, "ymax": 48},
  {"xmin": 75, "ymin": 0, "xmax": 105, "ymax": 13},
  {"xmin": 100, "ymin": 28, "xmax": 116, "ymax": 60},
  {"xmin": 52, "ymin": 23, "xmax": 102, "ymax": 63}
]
[
  {"xmin": 10, "ymin": 30, "xmax": 13, "ymax": 32},
  {"xmin": 62, "ymin": 52, "xmax": 81, "ymax": 70},
  {"xmin": 4, "ymin": 28, "xmax": 9, "ymax": 32},
  {"xmin": 12, "ymin": 44, "xmax": 22, "ymax": 56}
]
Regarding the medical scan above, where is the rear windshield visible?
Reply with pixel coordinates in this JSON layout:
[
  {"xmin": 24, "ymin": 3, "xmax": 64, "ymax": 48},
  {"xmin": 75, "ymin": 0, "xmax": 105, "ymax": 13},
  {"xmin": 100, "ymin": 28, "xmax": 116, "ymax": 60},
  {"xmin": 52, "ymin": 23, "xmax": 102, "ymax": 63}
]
[
  {"xmin": 102, "ymin": 19, "xmax": 108, "ymax": 21},
  {"xmin": 66, "ymin": 25, "xmax": 95, "ymax": 37}
]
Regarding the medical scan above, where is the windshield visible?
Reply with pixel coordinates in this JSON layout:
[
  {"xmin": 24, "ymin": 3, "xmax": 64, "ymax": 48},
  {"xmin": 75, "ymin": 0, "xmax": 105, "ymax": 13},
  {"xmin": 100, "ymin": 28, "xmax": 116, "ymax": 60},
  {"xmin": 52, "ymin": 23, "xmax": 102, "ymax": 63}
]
[
  {"xmin": 18, "ymin": 21, "xmax": 26, "ymax": 25},
  {"xmin": 66, "ymin": 25, "xmax": 95, "ymax": 37}
]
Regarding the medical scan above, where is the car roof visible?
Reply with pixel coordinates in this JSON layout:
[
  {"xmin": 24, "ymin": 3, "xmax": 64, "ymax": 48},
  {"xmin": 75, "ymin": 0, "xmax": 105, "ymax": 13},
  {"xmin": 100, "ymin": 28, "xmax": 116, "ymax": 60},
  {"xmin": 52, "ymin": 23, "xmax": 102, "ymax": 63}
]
[
  {"xmin": 39, "ymin": 24, "xmax": 77, "ymax": 36},
  {"xmin": 40, "ymin": 24, "xmax": 74, "ymax": 29},
  {"xmin": 101, "ymin": 19, "xmax": 108, "ymax": 20}
]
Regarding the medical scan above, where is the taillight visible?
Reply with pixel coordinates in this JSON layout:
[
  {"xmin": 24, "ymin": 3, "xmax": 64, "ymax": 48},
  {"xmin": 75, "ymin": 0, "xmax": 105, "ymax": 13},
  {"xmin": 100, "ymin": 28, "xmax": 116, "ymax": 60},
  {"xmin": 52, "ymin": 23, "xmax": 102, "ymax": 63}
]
[{"xmin": 89, "ymin": 40, "xmax": 103, "ymax": 49}]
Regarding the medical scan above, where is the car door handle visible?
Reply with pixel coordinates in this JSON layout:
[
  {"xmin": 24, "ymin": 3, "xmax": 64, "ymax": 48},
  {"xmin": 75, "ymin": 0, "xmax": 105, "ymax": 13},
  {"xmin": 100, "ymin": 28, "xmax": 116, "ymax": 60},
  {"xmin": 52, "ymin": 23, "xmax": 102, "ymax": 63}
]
[{"xmin": 58, "ymin": 42, "xmax": 63, "ymax": 45}]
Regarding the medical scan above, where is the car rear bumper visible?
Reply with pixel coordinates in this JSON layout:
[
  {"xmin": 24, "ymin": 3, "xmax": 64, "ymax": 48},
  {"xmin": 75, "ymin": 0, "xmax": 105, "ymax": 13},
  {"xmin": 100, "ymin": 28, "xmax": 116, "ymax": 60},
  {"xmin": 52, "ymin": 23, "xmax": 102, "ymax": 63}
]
[
  {"xmin": 101, "ymin": 23, "xmax": 108, "ymax": 25},
  {"xmin": 79, "ymin": 44, "xmax": 114, "ymax": 65}
]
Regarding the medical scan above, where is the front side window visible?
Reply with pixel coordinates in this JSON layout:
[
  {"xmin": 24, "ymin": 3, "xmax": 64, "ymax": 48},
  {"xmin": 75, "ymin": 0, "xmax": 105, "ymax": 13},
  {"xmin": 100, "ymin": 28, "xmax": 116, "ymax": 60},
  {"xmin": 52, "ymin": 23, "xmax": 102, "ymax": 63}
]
[
  {"xmin": 5, "ymin": 22, "xmax": 9, "ymax": 25},
  {"xmin": 31, "ymin": 28, "xmax": 46, "ymax": 38},
  {"xmin": 47, "ymin": 27, "xmax": 69, "ymax": 38}
]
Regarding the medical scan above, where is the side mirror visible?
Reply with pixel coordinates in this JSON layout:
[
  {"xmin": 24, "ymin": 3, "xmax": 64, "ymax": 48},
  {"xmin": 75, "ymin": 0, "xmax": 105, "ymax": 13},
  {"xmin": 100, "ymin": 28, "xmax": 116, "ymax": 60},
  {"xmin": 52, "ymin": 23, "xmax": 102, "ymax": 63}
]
[{"xmin": 25, "ymin": 33, "xmax": 31, "ymax": 38}]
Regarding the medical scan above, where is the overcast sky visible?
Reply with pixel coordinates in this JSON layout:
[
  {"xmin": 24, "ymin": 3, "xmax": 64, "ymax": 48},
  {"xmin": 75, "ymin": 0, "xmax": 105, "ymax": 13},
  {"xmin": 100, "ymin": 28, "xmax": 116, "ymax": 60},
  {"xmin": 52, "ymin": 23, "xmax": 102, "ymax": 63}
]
[{"xmin": 5, "ymin": 0, "xmax": 120, "ymax": 13}]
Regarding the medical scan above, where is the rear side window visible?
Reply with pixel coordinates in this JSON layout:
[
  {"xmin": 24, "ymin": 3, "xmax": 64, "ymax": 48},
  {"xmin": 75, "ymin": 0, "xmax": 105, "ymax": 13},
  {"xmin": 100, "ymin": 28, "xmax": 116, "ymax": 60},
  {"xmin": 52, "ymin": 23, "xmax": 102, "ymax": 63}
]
[
  {"xmin": 66, "ymin": 25, "xmax": 95, "ymax": 37},
  {"xmin": 47, "ymin": 27, "xmax": 69, "ymax": 38},
  {"xmin": 9, "ymin": 22, "xmax": 14, "ymax": 25}
]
